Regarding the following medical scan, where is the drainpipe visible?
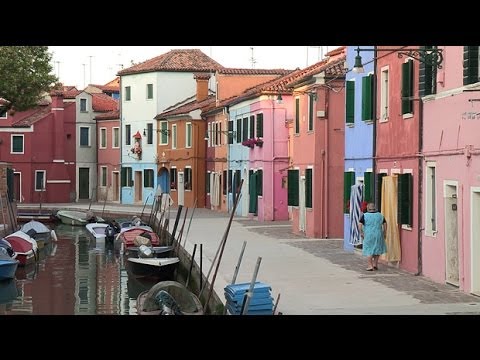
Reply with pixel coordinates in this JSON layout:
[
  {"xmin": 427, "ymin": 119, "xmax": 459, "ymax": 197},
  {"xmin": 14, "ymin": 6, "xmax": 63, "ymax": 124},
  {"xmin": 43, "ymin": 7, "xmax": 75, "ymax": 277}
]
[
  {"xmin": 417, "ymin": 93, "xmax": 424, "ymax": 276},
  {"xmin": 324, "ymin": 88, "xmax": 329, "ymax": 238},
  {"xmin": 372, "ymin": 46, "xmax": 377, "ymax": 209}
]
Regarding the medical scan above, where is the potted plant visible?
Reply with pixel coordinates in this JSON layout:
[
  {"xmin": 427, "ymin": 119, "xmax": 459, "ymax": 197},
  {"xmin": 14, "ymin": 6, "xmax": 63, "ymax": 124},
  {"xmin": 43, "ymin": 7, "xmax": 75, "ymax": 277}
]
[
  {"xmin": 255, "ymin": 138, "xmax": 263, "ymax": 147},
  {"xmin": 241, "ymin": 138, "xmax": 255, "ymax": 148}
]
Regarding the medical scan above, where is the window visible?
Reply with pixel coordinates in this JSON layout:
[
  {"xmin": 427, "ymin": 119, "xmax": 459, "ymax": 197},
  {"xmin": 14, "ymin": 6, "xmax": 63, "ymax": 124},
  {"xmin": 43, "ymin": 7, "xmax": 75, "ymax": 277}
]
[
  {"xmin": 287, "ymin": 169, "xmax": 299, "ymax": 206},
  {"xmin": 80, "ymin": 127, "xmax": 90, "ymax": 146},
  {"xmin": 380, "ymin": 67, "xmax": 389, "ymax": 121},
  {"xmin": 305, "ymin": 168, "xmax": 312, "ymax": 208},
  {"xmin": 401, "ymin": 59, "xmax": 414, "ymax": 115},
  {"xmin": 80, "ymin": 98, "xmax": 87, "ymax": 112},
  {"xmin": 397, "ymin": 173, "xmax": 413, "ymax": 226},
  {"xmin": 249, "ymin": 115, "xmax": 255, "ymax": 139},
  {"xmin": 223, "ymin": 170, "xmax": 227, "ymax": 195},
  {"xmin": 125, "ymin": 86, "xmax": 131, "ymax": 101},
  {"xmin": 242, "ymin": 117, "xmax": 248, "ymax": 141},
  {"xmin": 343, "ymin": 171, "xmax": 355, "ymax": 213},
  {"xmin": 100, "ymin": 128, "xmax": 107, "ymax": 148},
  {"xmin": 345, "ymin": 80, "xmax": 355, "ymax": 124},
  {"xmin": 426, "ymin": 162, "xmax": 437, "ymax": 234},
  {"xmin": 160, "ymin": 121, "xmax": 168, "ymax": 145},
  {"xmin": 185, "ymin": 167, "xmax": 192, "ymax": 190},
  {"xmin": 121, "ymin": 167, "xmax": 133, "ymax": 187},
  {"xmin": 101, "ymin": 166, "xmax": 107, "ymax": 186},
  {"xmin": 146, "ymin": 84, "xmax": 153, "ymax": 99},
  {"xmin": 186, "ymin": 123, "xmax": 192, "ymax": 148},
  {"xmin": 35, "ymin": 170, "xmax": 46, "ymax": 191},
  {"xmin": 256, "ymin": 113, "xmax": 263, "ymax": 138},
  {"xmin": 172, "ymin": 124, "xmax": 177, "ymax": 149},
  {"xmin": 420, "ymin": 46, "xmax": 437, "ymax": 96},
  {"xmin": 170, "ymin": 168, "xmax": 177, "ymax": 190},
  {"xmin": 362, "ymin": 74, "xmax": 374, "ymax": 121},
  {"xmin": 295, "ymin": 98, "xmax": 300, "ymax": 133},
  {"xmin": 11, "ymin": 135, "xmax": 24, "ymax": 154},
  {"xmin": 144, "ymin": 169, "xmax": 154, "ymax": 188},
  {"xmin": 228, "ymin": 120, "xmax": 234, "ymax": 144},
  {"xmin": 236, "ymin": 118, "xmax": 242, "ymax": 143},
  {"xmin": 146, "ymin": 123, "xmax": 153, "ymax": 144},
  {"xmin": 0, "ymin": 107, "xmax": 7, "ymax": 118},
  {"xmin": 125, "ymin": 124, "xmax": 131, "ymax": 146},
  {"xmin": 463, "ymin": 46, "xmax": 480, "ymax": 85},
  {"xmin": 113, "ymin": 127, "xmax": 119, "ymax": 148},
  {"xmin": 308, "ymin": 95, "xmax": 314, "ymax": 131}
]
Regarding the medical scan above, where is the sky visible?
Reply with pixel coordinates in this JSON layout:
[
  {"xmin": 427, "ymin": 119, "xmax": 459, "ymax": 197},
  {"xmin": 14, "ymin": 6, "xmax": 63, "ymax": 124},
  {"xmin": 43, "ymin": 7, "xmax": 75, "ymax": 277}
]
[{"xmin": 48, "ymin": 46, "xmax": 338, "ymax": 89}]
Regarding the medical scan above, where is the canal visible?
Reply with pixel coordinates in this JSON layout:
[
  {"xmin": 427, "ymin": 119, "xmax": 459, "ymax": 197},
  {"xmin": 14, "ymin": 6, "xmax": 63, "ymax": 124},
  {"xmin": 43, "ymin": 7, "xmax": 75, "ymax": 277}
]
[{"xmin": 0, "ymin": 221, "xmax": 160, "ymax": 315}]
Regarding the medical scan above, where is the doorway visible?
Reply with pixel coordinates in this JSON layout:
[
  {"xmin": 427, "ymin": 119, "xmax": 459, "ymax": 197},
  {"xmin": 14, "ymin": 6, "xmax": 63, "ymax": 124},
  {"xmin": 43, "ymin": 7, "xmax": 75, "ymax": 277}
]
[
  {"xmin": 299, "ymin": 175, "xmax": 306, "ymax": 233},
  {"xmin": 112, "ymin": 172, "xmax": 119, "ymax": 201},
  {"xmin": 158, "ymin": 167, "xmax": 170, "ymax": 194},
  {"xmin": 14, "ymin": 172, "xmax": 21, "ymax": 202},
  {"xmin": 178, "ymin": 172, "xmax": 184, "ymax": 206},
  {"xmin": 471, "ymin": 188, "xmax": 480, "ymax": 295},
  {"xmin": 78, "ymin": 168, "xmax": 90, "ymax": 200},
  {"xmin": 135, "ymin": 171, "xmax": 142, "ymax": 203},
  {"xmin": 444, "ymin": 182, "xmax": 459, "ymax": 286}
]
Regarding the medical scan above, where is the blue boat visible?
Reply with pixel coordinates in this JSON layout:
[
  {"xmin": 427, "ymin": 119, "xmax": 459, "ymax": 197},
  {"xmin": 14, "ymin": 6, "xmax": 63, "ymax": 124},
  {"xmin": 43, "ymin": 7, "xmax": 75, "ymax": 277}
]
[{"xmin": 0, "ymin": 240, "xmax": 19, "ymax": 281}]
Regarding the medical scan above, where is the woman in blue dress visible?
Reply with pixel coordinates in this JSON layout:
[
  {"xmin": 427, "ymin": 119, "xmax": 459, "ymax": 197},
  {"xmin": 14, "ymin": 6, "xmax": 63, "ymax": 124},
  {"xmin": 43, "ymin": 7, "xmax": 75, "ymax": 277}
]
[{"xmin": 358, "ymin": 203, "xmax": 387, "ymax": 271}]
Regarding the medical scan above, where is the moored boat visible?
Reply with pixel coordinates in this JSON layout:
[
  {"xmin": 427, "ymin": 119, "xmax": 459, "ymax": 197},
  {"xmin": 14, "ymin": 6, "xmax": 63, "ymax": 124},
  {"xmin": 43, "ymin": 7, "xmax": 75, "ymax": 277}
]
[
  {"xmin": 5, "ymin": 231, "xmax": 38, "ymax": 267},
  {"xmin": 56, "ymin": 209, "xmax": 105, "ymax": 226},
  {"xmin": 21, "ymin": 220, "xmax": 54, "ymax": 248},
  {"xmin": 0, "ymin": 243, "xmax": 19, "ymax": 281},
  {"xmin": 126, "ymin": 257, "xmax": 179, "ymax": 280}
]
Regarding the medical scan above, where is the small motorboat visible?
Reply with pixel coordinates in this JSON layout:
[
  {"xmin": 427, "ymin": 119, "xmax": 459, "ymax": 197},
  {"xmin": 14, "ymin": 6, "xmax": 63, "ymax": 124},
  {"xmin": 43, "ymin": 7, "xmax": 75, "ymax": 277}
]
[
  {"xmin": 56, "ymin": 209, "xmax": 105, "ymax": 226},
  {"xmin": 126, "ymin": 257, "xmax": 179, "ymax": 280},
  {"xmin": 21, "ymin": 220, "xmax": 54, "ymax": 248},
  {"xmin": 0, "ymin": 240, "xmax": 19, "ymax": 281},
  {"xmin": 5, "ymin": 231, "xmax": 38, "ymax": 267},
  {"xmin": 136, "ymin": 281, "xmax": 203, "ymax": 315}
]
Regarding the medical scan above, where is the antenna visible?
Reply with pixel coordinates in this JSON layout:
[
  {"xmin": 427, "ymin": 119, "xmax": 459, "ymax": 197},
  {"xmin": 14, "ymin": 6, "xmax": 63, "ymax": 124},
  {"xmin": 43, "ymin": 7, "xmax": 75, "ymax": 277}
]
[
  {"xmin": 89, "ymin": 55, "xmax": 93, "ymax": 84},
  {"xmin": 55, "ymin": 61, "xmax": 61, "ymax": 79},
  {"xmin": 250, "ymin": 47, "xmax": 256, "ymax": 69},
  {"xmin": 82, "ymin": 63, "xmax": 86, "ymax": 89}
]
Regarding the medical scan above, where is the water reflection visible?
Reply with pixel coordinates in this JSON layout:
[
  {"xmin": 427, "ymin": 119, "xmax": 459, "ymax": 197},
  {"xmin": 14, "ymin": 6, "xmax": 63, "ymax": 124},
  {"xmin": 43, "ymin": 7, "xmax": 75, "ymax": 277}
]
[{"xmin": 0, "ymin": 223, "xmax": 147, "ymax": 315}]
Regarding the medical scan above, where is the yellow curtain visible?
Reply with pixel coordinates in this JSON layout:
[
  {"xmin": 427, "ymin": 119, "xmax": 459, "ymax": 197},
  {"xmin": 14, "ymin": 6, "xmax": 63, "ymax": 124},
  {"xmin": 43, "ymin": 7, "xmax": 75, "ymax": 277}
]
[{"xmin": 381, "ymin": 175, "xmax": 401, "ymax": 262}]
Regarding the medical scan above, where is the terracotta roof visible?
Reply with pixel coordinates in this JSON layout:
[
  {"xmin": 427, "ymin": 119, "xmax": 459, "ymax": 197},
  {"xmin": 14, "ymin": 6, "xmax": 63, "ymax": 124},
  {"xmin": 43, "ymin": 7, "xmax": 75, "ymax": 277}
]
[
  {"xmin": 64, "ymin": 88, "xmax": 81, "ymax": 99},
  {"xmin": 217, "ymin": 68, "xmax": 293, "ymax": 75},
  {"xmin": 118, "ymin": 49, "xmax": 223, "ymax": 76},
  {"xmin": 155, "ymin": 95, "xmax": 215, "ymax": 119},
  {"xmin": 326, "ymin": 46, "xmax": 346, "ymax": 57},
  {"xmin": 95, "ymin": 110, "xmax": 120, "ymax": 120},
  {"xmin": 104, "ymin": 77, "xmax": 120, "ymax": 87},
  {"xmin": 207, "ymin": 54, "xmax": 346, "ymax": 111},
  {"xmin": 12, "ymin": 105, "xmax": 51, "ymax": 127},
  {"xmin": 91, "ymin": 93, "xmax": 118, "ymax": 112}
]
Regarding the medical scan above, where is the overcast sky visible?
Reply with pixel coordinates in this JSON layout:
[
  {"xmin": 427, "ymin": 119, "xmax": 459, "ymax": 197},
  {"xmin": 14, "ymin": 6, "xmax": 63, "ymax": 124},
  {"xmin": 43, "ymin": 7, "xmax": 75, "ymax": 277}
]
[{"xmin": 48, "ymin": 46, "xmax": 337, "ymax": 89}]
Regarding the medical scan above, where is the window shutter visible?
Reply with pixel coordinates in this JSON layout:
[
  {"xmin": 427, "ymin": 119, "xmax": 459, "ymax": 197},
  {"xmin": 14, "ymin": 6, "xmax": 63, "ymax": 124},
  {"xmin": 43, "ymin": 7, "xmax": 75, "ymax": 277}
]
[
  {"xmin": 397, "ymin": 173, "xmax": 413, "ymax": 226},
  {"xmin": 361, "ymin": 75, "xmax": 373, "ymax": 121},
  {"xmin": 287, "ymin": 170, "xmax": 299, "ymax": 206},
  {"xmin": 402, "ymin": 60, "xmax": 413, "ymax": 114},
  {"xmin": 305, "ymin": 168, "xmax": 312, "ymax": 208},
  {"xmin": 249, "ymin": 171, "xmax": 257, "ymax": 214},
  {"xmin": 419, "ymin": 46, "xmax": 437, "ymax": 96},
  {"xmin": 121, "ymin": 168, "xmax": 126, "ymax": 187},
  {"xmin": 129, "ymin": 168, "xmax": 134, "ymax": 187},
  {"xmin": 206, "ymin": 172, "xmax": 210, "ymax": 194},
  {"xmin": 363, "ymin": 171, "xmax": 373, "ymax": 203},
  {"xmin": 346, "ymin": 80, "xmax": 355, "ymax": 124},
  {"xmin": 250, "ymin": 116, "xmax": 255, "ymax": 139},
  {"xmin": 228, "ymin": 169, "xmax": 232, "ymax": 193},
  {"xmin": 235, "ymin": 170, "xmax": 241, "ymax": 195},
  {"xmin": 343, "ymin": 171, "xmax": 355, "ymax": 213},
  {"xmin": 463, "ymin": 46, "xmax": 479, "ymax": 85},
  {"xmin": 308, "ymin": 94, "xmax": 314, "ymax": 130},
  {"xmin": 144, "ymin": 170, "xmax": 148, "ymax": 187},
  {"xmin": 242, "ymin": 117, "xmax": 248, "ymax": 141},
  {"xmin": 256, "ymin": 113, "xmax": 263, "ymax": 137},
  {"xmin": 376, "ymin": 173, "xmax": 386, "ymax": 212},
  {"xmin": 7, "ymin": 167, "xmax": 14, "ymax": 201},
  {"xmin": 257, "ymin": 169, "xmax": 263, "ymax": 196},
  {"xmin": 236, "ymin": 119, "xmax": 241, "ymax": 143},
  {"xmin": 222, "ymin": 170, "xmax": 227, "ymax": 195}
]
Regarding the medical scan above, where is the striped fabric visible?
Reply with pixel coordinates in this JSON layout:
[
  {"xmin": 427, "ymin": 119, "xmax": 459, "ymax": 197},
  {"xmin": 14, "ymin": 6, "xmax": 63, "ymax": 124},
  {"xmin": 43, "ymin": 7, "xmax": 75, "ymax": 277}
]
[{"xmin": 349, "ymin": 183, "xmax": 364, "ymax": 245}]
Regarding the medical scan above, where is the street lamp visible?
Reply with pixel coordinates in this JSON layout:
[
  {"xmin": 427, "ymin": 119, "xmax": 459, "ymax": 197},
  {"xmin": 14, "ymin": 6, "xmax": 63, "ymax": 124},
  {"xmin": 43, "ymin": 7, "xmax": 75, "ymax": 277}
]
[{"xmin": 352, "ymin": 46, "xmax": 444, "ymax": 73}]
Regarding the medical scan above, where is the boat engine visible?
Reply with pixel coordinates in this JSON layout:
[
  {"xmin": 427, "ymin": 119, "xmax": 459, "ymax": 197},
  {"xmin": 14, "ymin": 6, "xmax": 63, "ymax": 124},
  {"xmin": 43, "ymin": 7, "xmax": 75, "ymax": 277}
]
[{"xmin": 138, "ymin": 244, "xmax": 153, "ymax": 258}]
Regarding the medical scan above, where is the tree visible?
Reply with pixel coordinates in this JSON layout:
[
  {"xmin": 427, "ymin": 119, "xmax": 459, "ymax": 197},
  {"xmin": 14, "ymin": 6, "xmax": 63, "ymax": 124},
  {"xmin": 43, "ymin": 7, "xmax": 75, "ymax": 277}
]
[{"xmin": 0, "ymin": 46, "xmax": 58, "ymax": 112}]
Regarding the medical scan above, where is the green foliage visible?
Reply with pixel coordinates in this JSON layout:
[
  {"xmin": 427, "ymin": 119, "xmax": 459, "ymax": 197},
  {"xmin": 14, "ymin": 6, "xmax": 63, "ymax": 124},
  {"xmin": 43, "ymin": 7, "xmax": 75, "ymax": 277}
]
[{"xmin": 0, "ymin": 46, "xmax": 58, "ymax": 112}]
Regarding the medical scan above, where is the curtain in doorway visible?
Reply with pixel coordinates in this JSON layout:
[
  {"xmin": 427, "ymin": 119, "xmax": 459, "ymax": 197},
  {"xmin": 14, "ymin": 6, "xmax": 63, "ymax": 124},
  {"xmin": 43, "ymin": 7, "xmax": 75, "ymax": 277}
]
[
  {"xmin": 211, "ymin": 173, "xmax": 220, "ymax": 207},
  {"xmin": 381, "ymin": 175, "xmax": 401, "ymax": 262},
  {"xmin": 349, "ymin": 183, "xmax": 364, "ymax": 245}
]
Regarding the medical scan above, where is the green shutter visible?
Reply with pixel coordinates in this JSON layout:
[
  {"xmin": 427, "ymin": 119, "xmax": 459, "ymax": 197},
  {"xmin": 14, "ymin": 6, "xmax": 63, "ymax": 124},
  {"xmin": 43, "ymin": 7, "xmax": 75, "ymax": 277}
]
[
  {"xmin": 346, "ymin": 80, "xmax": 355, "ymax": 124},
  {"xmin": 464, "ymin": 46, "xmax": 479, "ymax": 85},
  {"xmin": 308, "ymin": 95, "xmax": 314, "ymax": 130},
  {"xmin": 402, "ymin": 60, "xmax": 413, "ymax": 114},
  {"xmin": 257, "ymin": 169, "xmax": 263, "ymax": 196},
  {"xmin": 236, "ymin": 119, "xmax": 241, "ymax": 143},
  {"xmin": 249, "ymin": 171, "xmax": 257, "ymax": 214},
  {"xmin": 287, "ymin": 170, "xmax": 299, "ymax": 206},
  {"xmin": 206, "ymin": 172, "xmax": 210, "ymax": 193},
  {"xmin": 376, "ymin": 173, "xmax": 386, "ymax": 212},
  {"xmin": 161, "ymin": 122, "xmax": 168, "ymax": 143},
  {"xmin": 129, "ymin": 168, "xmax": 134, "ymax": 187},
  {"xmin": 343, "ymin": 171, "xmax": 355, "ymax": 213},
  {"xmin": 363, "ymin": 171, "xmax": 373, "ymax": 203},
  {"xmin": 250, "ymin": 116, "xmax": 255, "ymax": 139},
  {"xmin": 397, "ymin": 173, "xmax": 413, "ymax": 226},
  {"xmin": 362, "ymin": 75, "xmax": 373, "ymax": 121},
  {"xmin": 420, "ymin": 46, "xmax": 437, "ymax": 96},
  {"xmin": 295, "ymin": 98, "xmax": 300, "ymax": 133},
  {"xmin": 256, "ymin": 114, "xmax": 263, "ymax": 137},
  {"xmin": 305, "ymin": 168, "xmax": 312, "ymax": 208},
  {"xmin": 144, "ymin": 170, "xmax": 148, "ymax": 187},
  {"xmin": 121, "ymin": 168, "xmax": 126, "ymax": 187},
  {"xmin": 7, "ymin": 167, "xmax": 14, "ymax": 201}
]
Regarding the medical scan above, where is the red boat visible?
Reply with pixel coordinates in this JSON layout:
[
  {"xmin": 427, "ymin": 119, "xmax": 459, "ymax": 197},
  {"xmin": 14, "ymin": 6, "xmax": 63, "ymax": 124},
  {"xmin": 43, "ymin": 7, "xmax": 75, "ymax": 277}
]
[
  {"xmin": 5, "ymin": 231, "xmax": 38, "ymax": 267},
  {"xmin": 118, "ymin": 227, "xmax": 161, "ymax": 251}
]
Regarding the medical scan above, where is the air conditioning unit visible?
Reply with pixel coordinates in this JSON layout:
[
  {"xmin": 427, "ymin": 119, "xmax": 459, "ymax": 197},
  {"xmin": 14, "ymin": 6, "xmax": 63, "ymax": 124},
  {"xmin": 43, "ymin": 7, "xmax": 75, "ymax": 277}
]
[{"xmin": 316, "ymin": 110, "xmax": 325, "ymax": 118}]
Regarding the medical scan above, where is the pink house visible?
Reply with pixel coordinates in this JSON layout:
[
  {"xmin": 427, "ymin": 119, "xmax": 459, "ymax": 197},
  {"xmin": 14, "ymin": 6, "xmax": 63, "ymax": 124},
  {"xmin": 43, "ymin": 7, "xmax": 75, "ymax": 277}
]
[
  {"xmin": 422, "ymin": 46, "xmax": 480, "ymax": 295},
  {"xmin": 289, "ymin": 48, "xmax": 347, "ymax": 238},
  {"xmin": 0, "ymin": 91, "xmax": 77, "ymax": 203}
]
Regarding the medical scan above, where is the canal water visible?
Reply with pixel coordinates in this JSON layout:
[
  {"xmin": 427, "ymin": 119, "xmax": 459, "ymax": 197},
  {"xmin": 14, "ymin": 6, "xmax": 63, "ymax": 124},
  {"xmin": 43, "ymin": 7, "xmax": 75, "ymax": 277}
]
[{"xmin": 0, "ymin": 222, "xmax": 160, "ymax": 315}]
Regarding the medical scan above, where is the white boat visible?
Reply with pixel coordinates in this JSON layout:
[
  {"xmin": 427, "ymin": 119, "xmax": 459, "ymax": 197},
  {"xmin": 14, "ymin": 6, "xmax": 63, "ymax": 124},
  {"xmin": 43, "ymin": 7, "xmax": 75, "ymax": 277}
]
[
  {"xmin": 56, "ymin": 209, "xmax": 105, "ymax": 226},
  {"xmin": 85, "ymin": 223, "xmax": 108, "ymax": 242}
]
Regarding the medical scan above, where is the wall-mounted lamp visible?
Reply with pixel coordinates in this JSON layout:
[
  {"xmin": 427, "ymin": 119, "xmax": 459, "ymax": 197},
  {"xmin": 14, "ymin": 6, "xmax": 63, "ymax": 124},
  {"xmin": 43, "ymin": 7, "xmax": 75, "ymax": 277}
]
[
  {"xmin": 145, "ymin": 128, "xmax": 170, "ymax": 136},
  {"xmin": 276, "ymin": 94, "xmax": 283, "ymax": 104},
  {"xmin": 309, "ymin": 92, "xmax": 318, "ymax": 102},
  {"xmin": 204, "ymin": 129, "xmax": 236, "ymax": 140},
  {"xmin": 352, "ymin": 46, "xmax": 444, "ymax": 74}
]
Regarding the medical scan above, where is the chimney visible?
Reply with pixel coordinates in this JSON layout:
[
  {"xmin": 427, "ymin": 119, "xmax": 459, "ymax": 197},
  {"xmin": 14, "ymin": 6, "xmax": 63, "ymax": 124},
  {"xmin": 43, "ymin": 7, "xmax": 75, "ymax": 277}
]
[{"xmin": 194, "ymin": 73, "xmax": 211, "ymax": 102}]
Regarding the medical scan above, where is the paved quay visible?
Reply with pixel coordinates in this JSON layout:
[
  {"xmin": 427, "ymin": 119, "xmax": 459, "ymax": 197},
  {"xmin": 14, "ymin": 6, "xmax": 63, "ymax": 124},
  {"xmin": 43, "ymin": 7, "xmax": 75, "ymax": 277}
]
[{"xmin": 18, "ymin": 202, "xmax": 480, "ymax": 315}]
